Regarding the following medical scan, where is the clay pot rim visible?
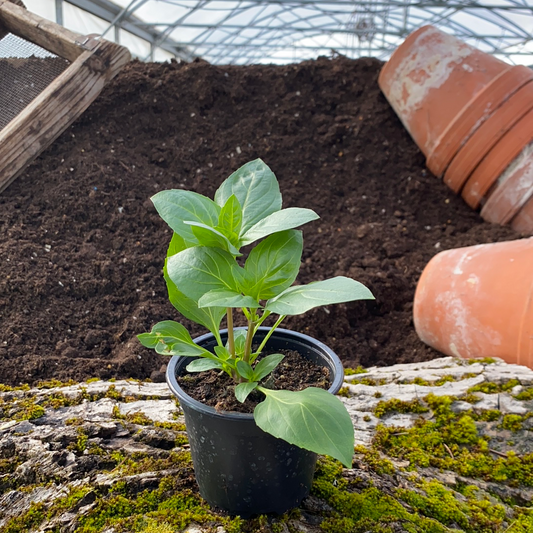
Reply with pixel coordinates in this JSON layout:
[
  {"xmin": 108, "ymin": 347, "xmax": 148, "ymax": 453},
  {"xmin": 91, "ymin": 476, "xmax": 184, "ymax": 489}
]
[
  {"xmin": 427, "ymin": 65, "xmax": 533, "ymax": 178},
  {"xmin": 462, "ymin": 106, "xmax": 533, "ymax": 209},
  {"xmin": 444, "ymin": 78, "xmax": 533, "ymax": 194}
]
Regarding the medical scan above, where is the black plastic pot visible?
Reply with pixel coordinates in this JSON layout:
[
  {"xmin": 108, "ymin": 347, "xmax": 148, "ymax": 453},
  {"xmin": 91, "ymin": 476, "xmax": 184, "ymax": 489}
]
[{"xmin": 166, "ymin": 327, "xmax": 344, "ymax": 517}]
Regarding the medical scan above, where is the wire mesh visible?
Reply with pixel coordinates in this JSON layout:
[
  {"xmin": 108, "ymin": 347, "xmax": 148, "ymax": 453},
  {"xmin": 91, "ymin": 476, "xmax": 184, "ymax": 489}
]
[{"xmin": 0, "ymin": 33, "xmax": 70, "ymax": 131}]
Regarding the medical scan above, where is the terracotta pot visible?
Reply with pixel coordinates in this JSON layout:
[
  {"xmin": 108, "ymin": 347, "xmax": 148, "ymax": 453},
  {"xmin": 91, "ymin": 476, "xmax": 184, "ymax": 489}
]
[
  {"xmin": 481, "ymin": 143, "xmax": 533, "ymax": 225},
  {"xmin": 511, "ymin": 192, "xmax": 533, "ymax": 235},
  {"xmin": 378, "ymin": 25, "xmax": 511, "ymax": 165},
  {"xmin": 413, "ymin": 238, "xmax": 533, "ymax": 368},
  {"xmin": 444, "ymin": 78, "xmax": 533, "ymax": 193},
  {"xmin": 461, "ymin": 107, "xmax": 533, "ymax": 209},
  {"xmin": 429, "ymin": 66, "xmax": 533, "ymax": 179}
]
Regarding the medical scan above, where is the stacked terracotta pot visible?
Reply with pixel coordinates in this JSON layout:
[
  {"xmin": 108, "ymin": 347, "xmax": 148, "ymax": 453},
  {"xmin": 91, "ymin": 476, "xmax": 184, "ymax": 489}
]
[{"xmin": 379, "ymin": 25, "xmax": 533, "ymax": 234}]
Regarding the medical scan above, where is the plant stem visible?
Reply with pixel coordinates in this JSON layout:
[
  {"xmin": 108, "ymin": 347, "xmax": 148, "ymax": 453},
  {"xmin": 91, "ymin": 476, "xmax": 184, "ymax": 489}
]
[
  {"xmin": 243, "ymin": 317, "xmax": 256, "ymax": 364},
  {"xmin": 226, "ymin": 307, "xmax": 235, "ymax": 356},
  {"xmin": 254, "ymin": 315, "xmax": 286, "ymax": 359}
]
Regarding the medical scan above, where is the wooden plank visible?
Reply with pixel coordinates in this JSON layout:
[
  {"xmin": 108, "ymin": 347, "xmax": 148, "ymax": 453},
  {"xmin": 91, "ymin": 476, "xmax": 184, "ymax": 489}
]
[
  {"xmin": 0, "ymin": 0, "xmax": 85, "ymax": 61},
  {"xmin": 0, "ymin": 40, "xmax": 131, "ymax": 193},
  {"xmin": 0, "ymin": 0, "xmax": 24, "ymax": 39}
]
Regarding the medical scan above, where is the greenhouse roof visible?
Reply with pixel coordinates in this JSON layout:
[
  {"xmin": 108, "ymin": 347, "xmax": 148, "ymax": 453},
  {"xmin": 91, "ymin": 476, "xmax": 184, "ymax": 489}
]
[{"xmin": 22, "ymin": 0, "xmax": 533, "ymax": 65}]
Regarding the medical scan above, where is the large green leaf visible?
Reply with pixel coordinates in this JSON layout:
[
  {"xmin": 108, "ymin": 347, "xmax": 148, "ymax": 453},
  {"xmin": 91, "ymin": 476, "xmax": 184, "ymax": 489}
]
[
  {"xmin": 255, "ymin": 387, "xmax": 354, "ymax": 467},
  {"xmin": 243, "ymin": 230, "xmax": 302, "ymax": 301},
  {"xmin": 186, "ymin": 359, "xmax": 223, "ymax": 372},
  {"xmin": 198, "ymin": 288, "xmax": 260, "ymax": 309},
  {"xmin": 265, "ymin": 276, "xmax": 375, "ymax": 316},
  {"xmin": 188, "ymin": 222, "xmax": 241, "ymax": 256},
  {"xmin": 235, "ymin": 382, "xmax": 258, "ymax": 403},
  {"xmin": 218, "ymin": 194, "xmax": 242, "ymax": 246},
  {"xmin": 137, "ymin": 320, "xmax": 210, "ymax": 357},
  {"xmin": 166, "ymin": 246, "xmax": 244, "ymax": 302},
  {"xmin": 253, "ymin": 353, "xmax": 284, "ymax": 381},
  {"xmin": 163, "ymin": 241, "xmax": 225, "ymax": 336},
  {"xmin": 151, "ymin": 190, "xmax": 220, "ymax": 244},
  {"xmin": 241, "ymin": 208, "xmax": 319, "ymax": 245},
  {"xmin": 214, "ymin": 159, "xmax": 282, "ymax": 234}
]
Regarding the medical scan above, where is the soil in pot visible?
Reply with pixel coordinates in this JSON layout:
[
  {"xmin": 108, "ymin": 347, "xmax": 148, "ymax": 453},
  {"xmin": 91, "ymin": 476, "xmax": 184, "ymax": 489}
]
[{"xmin": 177, "ymin": 348, "xmax": 330, "ymax": 413}]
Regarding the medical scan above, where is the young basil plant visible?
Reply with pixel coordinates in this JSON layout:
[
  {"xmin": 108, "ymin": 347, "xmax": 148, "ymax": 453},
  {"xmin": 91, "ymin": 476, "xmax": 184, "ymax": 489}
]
[{"xmin": 138, "ymin": 159, "xmax": 375, "ymax": 467}]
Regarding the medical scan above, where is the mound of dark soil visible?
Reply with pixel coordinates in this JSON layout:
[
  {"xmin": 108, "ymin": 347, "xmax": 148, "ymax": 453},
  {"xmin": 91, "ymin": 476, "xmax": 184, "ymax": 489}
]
[{"xmin": 0, "ymin": 56, "xmax": 519, "ymax": 386}]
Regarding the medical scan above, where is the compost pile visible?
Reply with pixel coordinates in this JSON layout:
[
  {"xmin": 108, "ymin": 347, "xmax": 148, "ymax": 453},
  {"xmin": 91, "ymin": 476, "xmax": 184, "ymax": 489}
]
[{"xmin": 0, "ymin": 56, "xmax": 519, "ymax": 387}]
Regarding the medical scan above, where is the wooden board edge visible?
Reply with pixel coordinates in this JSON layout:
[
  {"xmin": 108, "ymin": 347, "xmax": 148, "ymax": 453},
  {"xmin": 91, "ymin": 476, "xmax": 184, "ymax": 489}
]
[{"xmin": 0, "ymin": 0, "xmax": 85, "ymax": 61}]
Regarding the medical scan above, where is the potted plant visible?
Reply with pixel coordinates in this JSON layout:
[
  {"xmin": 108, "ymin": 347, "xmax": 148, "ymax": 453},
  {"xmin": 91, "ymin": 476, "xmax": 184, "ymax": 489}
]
[{"xmin": 138, "ymin": 159, "xmax": 374, "ymax": 516}]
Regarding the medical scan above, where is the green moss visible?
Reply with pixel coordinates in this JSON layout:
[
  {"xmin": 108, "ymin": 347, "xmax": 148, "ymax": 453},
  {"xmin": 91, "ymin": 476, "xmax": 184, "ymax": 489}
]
[
  {"xmin": 468, "ymin": 358, "xmax": 497, "ymax": 365},
  {"xmin": 36, "ymin": 378, "xmax": 77, "ymax": 389},
  {"xmin": 337, "ymin": 387, "xmax": 351, "ymax": 398},
  {"xmin": 349, "ymin": 377, "xmax": 387, "ymax": 386},
  {"xmin": 344, "ymin": 366, "xmax": 368, "ymax": 375},
  {"xmin": 2, "ymin": 397, "xmax": 45, "ymax": 421},
  {"xmin": 372, "ymin": 393, "xmax": 533, "ymax": 487},
  {"xmin": 312, "ymin": 457, "xmax": 450, "ymax": 533},
  {"xmin": 515, "ymin": 387, "xmax": 533, "ymax": 401},
  {"xmin": 374, "ymin": 398, "xmax": 429, "ymax": 419},
  {"xmin": 470, "ymin": 409, "xmax": 501, "ymax": 422},
  {"xmin": 433, "ymin": 375, "xmax": 456, "ymax": 386},
  {"xmin": 398, "ymin": 479, "xmax": 507, "ymax": 532},
  {"xmin": 112, "ymin": 406, "xmax": 155, "ymax": 426},
  {"xmin": 501, "ymin": 415, "xmax": 524, "ymax": 432},
  {"xmin": 468, "ymin": 380, "xmax": 520, "ymax": 395},
  {"xmin": 354, "ymin": 446, "xmax": 395, "ymax": 475},
  {"xmin": 67, "ymin": 427, "xmax": 89, "ymax": 453}
]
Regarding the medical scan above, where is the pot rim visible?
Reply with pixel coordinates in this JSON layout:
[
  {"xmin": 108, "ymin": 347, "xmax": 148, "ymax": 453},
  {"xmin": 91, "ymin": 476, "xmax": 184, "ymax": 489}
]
[{"xmin": 166, "ymin": 326, "xmax": 344, "ymax": 421}]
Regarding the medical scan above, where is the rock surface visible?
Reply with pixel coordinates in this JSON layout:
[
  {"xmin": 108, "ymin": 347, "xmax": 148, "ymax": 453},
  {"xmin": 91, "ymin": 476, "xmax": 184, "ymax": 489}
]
[{"xmin": 1, "ymin": 357, "xmax": 533, "ymax": 532}]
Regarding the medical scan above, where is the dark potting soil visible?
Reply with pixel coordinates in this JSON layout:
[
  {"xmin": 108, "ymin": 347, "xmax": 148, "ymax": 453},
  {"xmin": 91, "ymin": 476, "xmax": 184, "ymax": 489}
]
[
  {"xmin": 0, "ymin": 56, "xmax": 521, "ymax": 387},
  {"xmin": 177, "ymin": 350, "xmax": 330, "ymax": 414}
]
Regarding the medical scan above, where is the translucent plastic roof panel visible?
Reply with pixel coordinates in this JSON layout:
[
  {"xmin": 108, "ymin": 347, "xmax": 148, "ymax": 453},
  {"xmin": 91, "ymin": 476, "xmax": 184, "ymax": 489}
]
[{"xmin": 38, "ymin": 0, "xmax": 533, "ymax": 65}]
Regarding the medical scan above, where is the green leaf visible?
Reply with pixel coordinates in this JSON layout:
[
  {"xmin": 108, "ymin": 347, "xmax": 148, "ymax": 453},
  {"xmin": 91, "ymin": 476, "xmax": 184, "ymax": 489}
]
[
  {"xmin": 236, "ymin": 360, "xmax": 255, "ymax": 381},
  {"xmin": 186, "ymin": 359, "xmax": 223, "ymax": 372},
  {"xmin": 218, "ymin": 194, "xmax": 242, "ymax": 245},
  {"xmin": 235, "ymin": 382, "xmax": 258, "ymax": 403},
  {"xmin": 241, "ymin": 208, "xmax": 319, "ymax": 245},
  {"xmin": 233, "ymin": 330, "xmax": 247, "ymax": 357},
  {"xmin": 253, "ymin": 353, "xmax": 284, "ymax": 381},
  {"xmin": 243, "ymin": 230, "xmax": 302, "ymax": 300},
  {"xmin": 198, "ymin": 288, "xmax": 261, "ymax": 309},
  {"xmin": 188, "ymin": 222, "xmax": 241, "ymax": 256},
  {"xmin": 265, "ymin": 276, "xmax": 375, "ymax": 316},
  {"xmin": 167, "ymin": 232, "xmax": 190, "ymax": 255},
  {"xmin": 137, "ymin": 320, "xmax": 207, "ymax": 357},
  {"xmin": 166, "ymin": 246, "xmax": 244, "ymax": 303},
  {"xmin": 214, "ymin": 159, "xmax": 282, "ymax": 234},
  {"xmin": 255, "ymin": 387, "xmax": 355, "ymax": 467},
  {"xmin": 214, "ymin": 345, "xmax": 232, "ymax": 361},
  {"xmin": 163, "ymin": 245, "xmax": 225, "ymax": 337},
  {"xmin": 151, "ymin": 190, "xmax": 220, "ymax": 244}
]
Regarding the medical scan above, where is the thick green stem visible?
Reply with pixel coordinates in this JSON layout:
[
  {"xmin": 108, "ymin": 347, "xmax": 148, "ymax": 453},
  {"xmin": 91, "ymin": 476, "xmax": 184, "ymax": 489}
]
[
  {"xmin": 243, "ymin": 318, "xmax": 257, "ymax": 364},
  {"xmin": 226, "ymin": 307, "xmax": 235, "ymax": 357}
]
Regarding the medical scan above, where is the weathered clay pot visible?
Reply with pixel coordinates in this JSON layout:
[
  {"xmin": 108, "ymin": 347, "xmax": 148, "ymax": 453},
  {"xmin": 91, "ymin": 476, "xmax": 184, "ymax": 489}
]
[
  {"xmin": 444, "ymin": 79, "xmax": 533, "ymax": 193},
  {"xmin": 429, "ymin": 65, "xmax": 533, "ymax": 180},
  {"xmin": 378, "ymin": 25, "xmax": 512, "ymax": 174},
  {"xmin": 413, "ymin": 239, "xmax": 533, "ymax": 368},
  {"xmin": 511, "ymin": 192, "xmax": 533, "ymax": 234},
  {"xmin": 461, "ymin": 108, "xmax": 533, "ymax": 209},
  {"xmin": 481, "ymin": 144, "xmax": 533, "ymax": 226}
]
